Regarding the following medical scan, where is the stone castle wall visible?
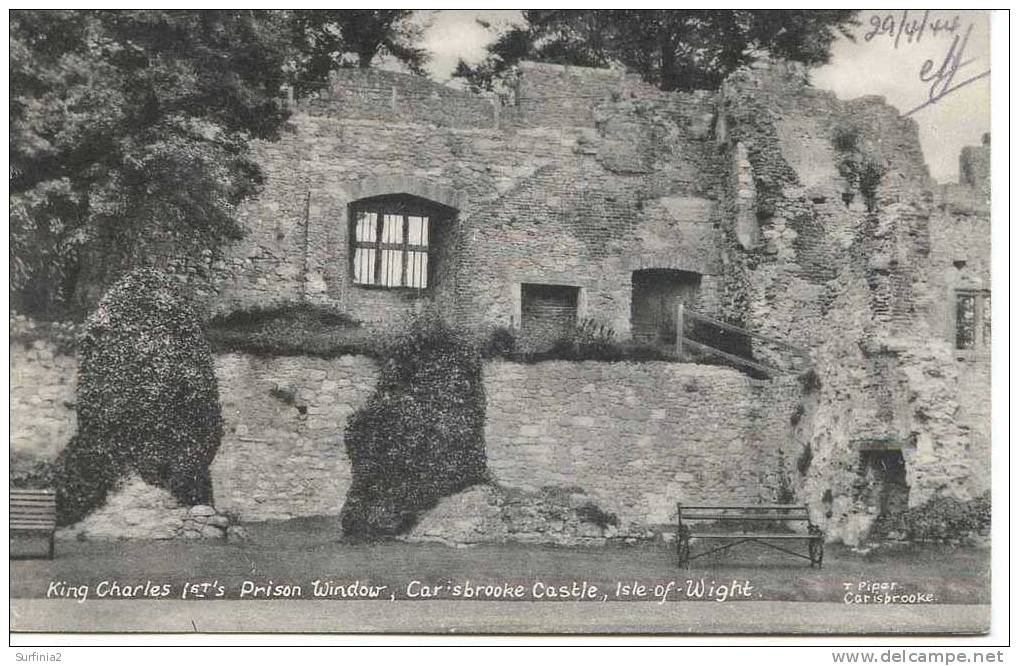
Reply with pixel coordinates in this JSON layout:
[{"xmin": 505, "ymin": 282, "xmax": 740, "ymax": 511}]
[
  {"xmin": 211, "ymin": 353, "xmax": 378, "ymax": 521},
  {"xmin": 484, "ymin": 360, "xmax": 800, "ymax": 529},
  {"xmin": 166, "ymin": 63, "xmax": 725, "ymax": 340},
  {"xmin": 10, "ymin": 337, "xmax": 77, "ymax": 461},
  {"xmin": 11, "ymin": 60, "xmax": 991, "ymax": 545},
  {"xmin": 12, "ymin": 349, "xmax": 799, "ymax": 530},
  {"xmin": 715, "ymin": 62, "xmax": 991, "ymax": 543}
]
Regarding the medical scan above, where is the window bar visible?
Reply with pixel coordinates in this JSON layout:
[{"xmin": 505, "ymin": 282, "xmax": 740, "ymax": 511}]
[
  {"xmin": 401, "ymin": 214, "xmax": 409, "ymax": 288},
  {"xmin": 373, "ymin": 208, "xmax": 384, "ymax": 285}
]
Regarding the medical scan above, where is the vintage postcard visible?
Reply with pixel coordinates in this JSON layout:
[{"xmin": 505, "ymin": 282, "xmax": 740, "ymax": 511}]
[{"xmin": 9, "ymin": 9, "xmax": 999, "ymax": 641}]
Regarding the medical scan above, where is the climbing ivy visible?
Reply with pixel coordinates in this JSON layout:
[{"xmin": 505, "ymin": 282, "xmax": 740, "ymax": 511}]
[
  {"xmin": 55, "ymin": 269, "xmax": 222, "ymax": 524},
  {"xmin": 340, "ymin": 313, "xmax": 489, "ymax": 537}
]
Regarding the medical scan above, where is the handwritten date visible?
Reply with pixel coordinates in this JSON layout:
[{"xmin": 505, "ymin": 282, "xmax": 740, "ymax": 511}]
[{"xmin": 864, "ymin": 10, "xmax": 961, "ymax": 48}]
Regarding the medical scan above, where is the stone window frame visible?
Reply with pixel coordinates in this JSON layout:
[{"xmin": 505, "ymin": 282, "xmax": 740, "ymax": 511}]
[
  {"xmin": 348, "ymin": 194, "xmax": 452, "ymax": 292},
  {"xmin": 953, "ymin": 288, "xmax": 991, "ymax": 357}
]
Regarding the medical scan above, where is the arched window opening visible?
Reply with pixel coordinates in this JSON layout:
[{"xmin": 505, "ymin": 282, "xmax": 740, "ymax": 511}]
[{"xmin": 349, "ymin": 194, "xmax": 456, "ymax": 290}]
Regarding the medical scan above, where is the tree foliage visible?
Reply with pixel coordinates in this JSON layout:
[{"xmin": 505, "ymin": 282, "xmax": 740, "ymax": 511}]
[
  {"xmin": 290, "ymin": 9, "xmax": 427, "ymax": 89},
  {"xmin": 10, "ymin": 10, "xmax": 430, "ymax": 317},
  {"xmin": 54, "ymin": 269, "xmax": 223, "ymax": 524},
  {"xmin": 455, "ymin": 10, "xmax": 858, "ymax": 92},
  {"xmin": 10, "ymin": 11, "xmax": 304, "ymax": 315}
]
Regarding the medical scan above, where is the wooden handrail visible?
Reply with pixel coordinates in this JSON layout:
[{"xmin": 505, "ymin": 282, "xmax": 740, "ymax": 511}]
[
  {"xmin": 683, "ymin": 309, "xmax": 811, "ymax": 357},
  {"xmin": 680, "ymin": 337, "xmax": 780, "ymax": 377}
]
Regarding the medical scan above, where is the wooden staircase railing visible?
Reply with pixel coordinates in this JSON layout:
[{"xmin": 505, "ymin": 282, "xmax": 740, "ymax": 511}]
[{"xmin": 674, "ymin": 305, "xmax": 811, "ymax": 378}]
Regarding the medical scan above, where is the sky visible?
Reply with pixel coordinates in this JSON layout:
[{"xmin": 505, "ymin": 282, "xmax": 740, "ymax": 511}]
[{"xmin": 415, "ymin": 10, "xmax": 991, "ymax": 183}]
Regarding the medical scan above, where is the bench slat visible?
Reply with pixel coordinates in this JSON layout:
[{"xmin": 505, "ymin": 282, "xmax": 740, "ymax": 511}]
[
  {"xmin": 10, "ymin": 488, "xmax": 58, "ymax": 532},
  {"xmin": 681, "ymin": 505, "xmax": 807, "ymax": 511},
  {"xmin": 10, "ymin": 489, "xmax": 57, "ymax": 560},
  {"xmin": 688, "ymin": 532, "xmax": 820, "ymax": 539},
  {"xmin": 680, "ymin": 514, "xmax": 809, "ymax": 521}
]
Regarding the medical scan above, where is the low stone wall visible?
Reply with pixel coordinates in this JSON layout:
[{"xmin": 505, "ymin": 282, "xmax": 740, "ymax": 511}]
[
  {"xmin": 484, "ymin": 360, "xmax": 799, "ymax": 530},
  {"xmin": 11, "ymin": 344, "xmax": 802, "ymax": 533},
  {"xmin": 211, "ymin": 353, "xmax": 378, "ymax": 521}
]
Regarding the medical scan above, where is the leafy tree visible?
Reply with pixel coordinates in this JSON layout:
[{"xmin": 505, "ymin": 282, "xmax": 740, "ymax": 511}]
[
  {"xmin": 286, "ymin": 10, "xmax": 429, "ymax": 95},
  {"xmin": 10, "ymin": 10, "xmax": 300, "ymax": 315},
  {"xmin": 10, "ymin": 10, "xmax": 430, "ymax": 317},
  {"xmin": 455, "ymin": 10, "xmax": 858, "ymax": 92}
]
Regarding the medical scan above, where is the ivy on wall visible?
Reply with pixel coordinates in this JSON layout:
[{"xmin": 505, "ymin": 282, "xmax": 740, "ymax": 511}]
[
  {"xmin": 831, "ymin": 122, "xmax": 886, "ymax": 212},
  {"xmin": 55, "ymin": 270, "xmax": 223, "ymax": 524},
  {"xmin": 340, "ymin": 313, "xmax": 489, "ymax": 537}
]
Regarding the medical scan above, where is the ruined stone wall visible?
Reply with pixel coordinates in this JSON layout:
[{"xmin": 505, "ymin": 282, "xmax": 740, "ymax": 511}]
[
  {"xmin": 213, "ymin": 355, "xmax": 800, "ymax": 527},
  {"xmin": 451, "ymin": 64, "xmax": 724, "ymax": 335},
  {"xmin": 927, "ymin": 183, "xmax": 992, "ymax": 497},
  {"xmin": 304, "ymin": 67, "xmax": 499, "ymax": 129},
  {"xmin": 718, "ymin": 61, "xmax": 991, "ymax": 543},
  {"xmin": 11, "ymin": 60, "xmax": 989, "ymax": 546},
  {"xmin": 959, "ymin": 136, "xmax": 990, "ymax": 197},
  {"xmin": 484, "ymin": 360, "xmax": 800, "ymax": 530},
  {"xmin": 509, "ymin": 62, "xmax": 630, "ymax": 129}
]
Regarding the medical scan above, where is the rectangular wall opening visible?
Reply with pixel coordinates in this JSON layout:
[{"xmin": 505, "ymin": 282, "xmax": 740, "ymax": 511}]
[
  {"xmin": 631, "ymin": 269, "xmax": 700, "ymax": 345},
  {"xmin": 858, "ymin": 449, "xmax": 910, "ymax": 539},
  {"xmin": 520, "ymin": 283, "xmax": 579, "ymax": 350}
]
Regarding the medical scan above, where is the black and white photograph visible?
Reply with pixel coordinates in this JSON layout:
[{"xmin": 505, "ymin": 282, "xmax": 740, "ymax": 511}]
[{"xmin": 8, "ymin": 7, "xmax": 1005, "ymax": 648}]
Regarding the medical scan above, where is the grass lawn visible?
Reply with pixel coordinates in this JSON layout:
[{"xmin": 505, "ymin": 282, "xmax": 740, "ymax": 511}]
[{"xmin": 12, "ymin": 516, "xmax": 990, "ymax": 604}]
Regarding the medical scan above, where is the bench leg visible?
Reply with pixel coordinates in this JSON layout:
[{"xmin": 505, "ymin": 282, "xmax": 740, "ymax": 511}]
[
  {"xmin": 809, "ymin": 538, "xmax": 823, "ymax": 568},
  {"xmin": 677, "ymin": 536, "xmax": 691, "ymax": 568}
]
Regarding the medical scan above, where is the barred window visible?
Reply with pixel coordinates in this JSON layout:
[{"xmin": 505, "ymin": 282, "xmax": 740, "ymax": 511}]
[
  {"xmin": 955, "ymin": 289, "xmax": 991, "ymax": 352},
  {"xmin": 351, "ymin": 198, "xmax": 434, "ymax": 289}
]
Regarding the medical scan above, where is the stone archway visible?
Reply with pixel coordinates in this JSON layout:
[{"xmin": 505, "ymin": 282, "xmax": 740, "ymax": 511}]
[{"xmin": 345, "ymin": 176, "xmax": 464, "ymax": 213}]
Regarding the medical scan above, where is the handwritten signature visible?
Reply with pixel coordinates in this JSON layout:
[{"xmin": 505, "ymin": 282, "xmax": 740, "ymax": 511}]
[
  {"xmin": 904, "ymin": 21, "xmax": 991, "ymax": 117},
  {"xmin": 862, "ymin": 11, "xmax": 990, "ymax": 116}
]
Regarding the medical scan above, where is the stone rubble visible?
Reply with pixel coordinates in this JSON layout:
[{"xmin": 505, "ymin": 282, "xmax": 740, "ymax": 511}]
[
  {"xmin": 404, "ymin": 483, "xmax": 656, "ymax": 548},
  {"xmin": 55, "ymin": 475, "xmax": 234, "ymax": 542}
]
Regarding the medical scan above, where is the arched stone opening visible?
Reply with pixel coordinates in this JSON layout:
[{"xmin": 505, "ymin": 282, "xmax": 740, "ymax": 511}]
[
  {"xmin": 346, "ymin": 176, "xmax": 464, "ymax": 212},
  {"xmin": 347, "ymin": 192, "xmax": 457, "ymax": 293}
]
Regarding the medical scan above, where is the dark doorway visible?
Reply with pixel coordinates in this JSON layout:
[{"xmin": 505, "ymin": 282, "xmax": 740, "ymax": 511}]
[
  {"xmin": 858, "ymin": 449, "xmax": 910, "ymax": 538},
  {"xmin": 521, "ymin": 283, "xmax": 579, "ymax": 349},
  {"xmin": 631, "ymin": 269, "xmax": 701, "ymax": 344}
]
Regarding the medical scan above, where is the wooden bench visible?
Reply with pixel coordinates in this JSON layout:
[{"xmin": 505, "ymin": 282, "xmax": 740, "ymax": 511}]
[
  {"xmin": 676, "ymin": 503, "xmax": 823, "ymax": 568},
  {"xmin": 10, "ymin": 489, "xmax": 57, "ymax": 559}
]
